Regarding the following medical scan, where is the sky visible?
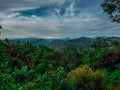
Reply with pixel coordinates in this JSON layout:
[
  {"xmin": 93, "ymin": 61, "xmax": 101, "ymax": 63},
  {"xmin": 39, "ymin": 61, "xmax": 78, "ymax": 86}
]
[{"xmin": 0, "ymin": 0, "xmax": 120, "ymax": 39}]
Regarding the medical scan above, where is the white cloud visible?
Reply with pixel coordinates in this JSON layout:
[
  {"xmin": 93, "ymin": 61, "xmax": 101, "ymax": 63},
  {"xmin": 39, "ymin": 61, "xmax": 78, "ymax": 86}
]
[
  {"xmin": 0, "ymin": 0, "xmax": 64, "ymax": 12},
  {"xmin": 8, "ymin": 12, "xmax": 20, "ymax": 18},
  {"xmin": 1, "ymin": 13, "xmax": 120, "ymax": 39},
  {"xmin": 1, "ymin": 0, "xmax": 120, "ymax": 39}
]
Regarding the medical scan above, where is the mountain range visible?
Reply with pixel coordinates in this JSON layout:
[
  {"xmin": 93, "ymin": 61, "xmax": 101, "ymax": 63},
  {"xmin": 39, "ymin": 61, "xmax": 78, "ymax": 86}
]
[{"xmin": 9, "ymin": 37, "xmax": 120, "ymax": 50}]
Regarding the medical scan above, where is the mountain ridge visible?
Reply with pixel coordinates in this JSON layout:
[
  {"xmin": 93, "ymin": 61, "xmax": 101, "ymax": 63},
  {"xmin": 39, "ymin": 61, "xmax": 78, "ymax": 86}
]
[{"xmin": 8, "ymin": 37, "xmax": 120, "ymax": 50}]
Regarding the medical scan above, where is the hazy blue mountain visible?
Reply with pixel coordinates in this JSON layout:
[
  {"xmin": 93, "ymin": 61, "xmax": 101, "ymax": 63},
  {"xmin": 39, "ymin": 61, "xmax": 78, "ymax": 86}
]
[
  {"xmin": 9, "ymin": 37, "xmax": 93, "ymax": 50},
  {"xmin": 9, "ymin": 37, "xmax": 120, "ymax": 50},
  {"xmin": 107, "ymin": 37, "xmax": 120, "ymax": 42}
]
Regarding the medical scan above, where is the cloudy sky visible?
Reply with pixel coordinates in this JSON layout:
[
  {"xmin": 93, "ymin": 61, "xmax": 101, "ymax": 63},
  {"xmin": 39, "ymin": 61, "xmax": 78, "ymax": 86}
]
[{"xmin": 0, "ymin": 0, "xmax": 120, "ymax": 39}]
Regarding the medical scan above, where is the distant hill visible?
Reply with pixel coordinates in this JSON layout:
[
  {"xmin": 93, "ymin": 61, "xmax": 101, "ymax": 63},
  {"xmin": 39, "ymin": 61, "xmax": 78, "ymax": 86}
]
[
  {"xmin": 49, "ymin": 37, "xmax": 93, "ymax": 50},
  {"xmin": 10, "ymin": 38, "xmax": 52, "ymax": 46},
  {"xmin": 9, "ymin": 37, "xmax": 120, "ymax": 50},
  {"xmin": 107, "ymin": 37, "xmax": 120, "ymax": 42}
]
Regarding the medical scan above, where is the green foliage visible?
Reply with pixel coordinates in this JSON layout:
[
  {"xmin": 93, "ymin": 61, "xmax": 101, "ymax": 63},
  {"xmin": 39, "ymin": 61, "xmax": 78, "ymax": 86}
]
[
  {"xmin": 0, "ymin": 40, "xmax": 11, "ymax": 72},
  {"xmin": 82, "ymin": 46, "xmax": 120, "ymax": 71},
  {"xmin": 0, "ymin": 73, "xmax": 16, "ymax": 90},
  {"xmin": 12, "ymin": 66, "xmax": 37, "ymax": 85},
  {"xmin": 101, "ymin": 0, "xmax": 120, "ymax": 23},
  {"xmin": 7, "ymin": 58, "xmax": 23, "ymax": 70},
  {"xmin": 30, "ymin": 45, "xmax": 57, "ymax": 60},
  {"xmin": 0, "ymin": 40, "xmax": 10, "ymax": 61},
  {"xmin": 0, "ymin": 39, "xmax": 120, "ymax": 89},
  {"xmin": 35, "ymin": 60, "xmax": 57, "ymax": 74},
  {"xmin": 12, "ymin": 66, "xmax": 29, "ymax": 83},
  {"xmin": 23, "ymin": 67, "xmax": 66, "ymax": 90},
  {"xmin": 107, "ymin": 70, "xmax": 120, "ymax": 89},
  {"xmin": 62, "ymin": 46, "xmax": 82, "ymax": 71},
  {"xmin": 91, "ymin": 37, "xmax": 108, "ymax": 49},
  {"xmin": 66, "ymin": 65, "xmax": 107, "ymax": 90}
]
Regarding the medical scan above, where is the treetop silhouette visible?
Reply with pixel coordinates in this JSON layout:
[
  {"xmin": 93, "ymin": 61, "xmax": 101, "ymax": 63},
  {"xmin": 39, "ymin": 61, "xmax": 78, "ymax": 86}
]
[{"xmin": 101, "ymin": 0, "xmax": 120, "ymax": 23}]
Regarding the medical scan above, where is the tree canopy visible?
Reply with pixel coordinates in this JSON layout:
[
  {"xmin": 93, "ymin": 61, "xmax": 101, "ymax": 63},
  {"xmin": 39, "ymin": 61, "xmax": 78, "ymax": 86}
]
[
  {"xmin": 101, "ymin": 0, "xmax": 120, "ymax": 23},
  {"xmin": 0, "ymin": 38, "xmax": 120, "ymax": 90}
]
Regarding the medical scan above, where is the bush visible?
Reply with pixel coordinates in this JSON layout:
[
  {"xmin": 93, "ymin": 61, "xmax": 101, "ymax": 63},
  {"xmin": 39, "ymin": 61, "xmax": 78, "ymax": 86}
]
[{"xmin": 66, "ymin": 65, "xmax": 107, "ymax": 90}]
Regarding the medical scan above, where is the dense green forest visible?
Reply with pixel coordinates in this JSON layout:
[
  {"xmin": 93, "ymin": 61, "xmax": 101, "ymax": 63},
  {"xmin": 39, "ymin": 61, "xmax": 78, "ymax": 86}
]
[{"xmin": 0, "ymin": 38, "xmax": 120, "ymax": 90}]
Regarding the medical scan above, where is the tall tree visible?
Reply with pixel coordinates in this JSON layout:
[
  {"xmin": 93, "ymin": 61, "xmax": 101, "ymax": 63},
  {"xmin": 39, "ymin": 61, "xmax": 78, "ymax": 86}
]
[{"xmin": 101, "ymin": 0, "xmax": 120, "ymax": 23}]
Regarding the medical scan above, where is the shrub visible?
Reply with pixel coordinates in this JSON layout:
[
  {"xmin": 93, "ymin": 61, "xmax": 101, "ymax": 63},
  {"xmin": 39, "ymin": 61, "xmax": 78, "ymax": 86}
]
[{"xmin": 66, "ymin": 65, "xmax": 107, "ymax": 90}]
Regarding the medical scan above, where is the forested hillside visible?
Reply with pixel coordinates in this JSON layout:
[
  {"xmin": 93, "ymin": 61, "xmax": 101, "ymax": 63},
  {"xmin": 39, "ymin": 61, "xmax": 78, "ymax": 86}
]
[
  {"xmin": 0, "ymin": 38, "xmax": 120, "ymax": 90},
  {"xmin": 9, "ymin": 37, "xmax": 93, "ymax": 50},
  {"xmin": 9, "ymin": 37, "xmax": 120, "ymax": 50}
]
